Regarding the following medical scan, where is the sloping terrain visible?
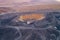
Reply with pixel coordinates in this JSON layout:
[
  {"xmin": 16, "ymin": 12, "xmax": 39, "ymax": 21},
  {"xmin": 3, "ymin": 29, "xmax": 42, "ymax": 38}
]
[
  {"xmin": 14, "ymin": 4, "xmax": 60, "ymax": 12},
  {"xmin": 0, "ymin": 11, "xmax": 60, "ymax": 40}
]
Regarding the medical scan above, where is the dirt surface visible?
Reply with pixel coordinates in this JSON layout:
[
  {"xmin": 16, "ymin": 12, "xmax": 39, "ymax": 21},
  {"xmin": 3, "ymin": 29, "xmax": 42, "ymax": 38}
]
[{"xmin": 14, "ymin": 4, "xmax": 60, "ymax": 12}]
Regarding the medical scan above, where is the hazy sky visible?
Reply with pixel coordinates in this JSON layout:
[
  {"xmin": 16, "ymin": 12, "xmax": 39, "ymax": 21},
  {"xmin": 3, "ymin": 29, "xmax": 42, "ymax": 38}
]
[
  {"xmin": 0, "ymin": 0, "xmax": 60, "ymax": 6},
  {"xmin": 0, "ymin": 0, "xmax": 60, "ymax": 3}
]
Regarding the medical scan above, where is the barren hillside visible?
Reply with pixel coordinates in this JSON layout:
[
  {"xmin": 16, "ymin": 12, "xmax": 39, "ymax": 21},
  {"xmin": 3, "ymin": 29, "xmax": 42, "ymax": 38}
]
[{"xmin": 14, "ymin": 4, "xmax": 60, "ymax": 12}]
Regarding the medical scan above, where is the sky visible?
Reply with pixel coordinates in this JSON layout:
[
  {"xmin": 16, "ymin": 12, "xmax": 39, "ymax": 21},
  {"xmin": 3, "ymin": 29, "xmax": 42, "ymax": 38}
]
[
  {"xmin": 0, "ymin": 0, "xmax": 60, "ymax": 7},
  {"xmin": 0, "ymin": 0, "xmax": 60, "ymax": 3}
]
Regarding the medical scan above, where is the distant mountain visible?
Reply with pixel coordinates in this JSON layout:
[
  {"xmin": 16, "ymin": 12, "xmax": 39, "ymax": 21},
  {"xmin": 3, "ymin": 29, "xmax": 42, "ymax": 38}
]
[
  {"xmin": 0, "ymin": 7, "xmax": 15, "ymax": 13},
  {"xmin": 14, "ymin": 4, "xmax": 60, "ymax": 12}
]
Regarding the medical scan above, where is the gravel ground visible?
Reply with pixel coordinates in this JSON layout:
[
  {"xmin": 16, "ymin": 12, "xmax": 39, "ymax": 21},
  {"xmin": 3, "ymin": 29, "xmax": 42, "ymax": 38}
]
[{"xmin": 0, "ymin": 11, "xmax": 60, "ymax": 40}]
